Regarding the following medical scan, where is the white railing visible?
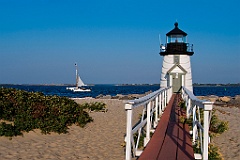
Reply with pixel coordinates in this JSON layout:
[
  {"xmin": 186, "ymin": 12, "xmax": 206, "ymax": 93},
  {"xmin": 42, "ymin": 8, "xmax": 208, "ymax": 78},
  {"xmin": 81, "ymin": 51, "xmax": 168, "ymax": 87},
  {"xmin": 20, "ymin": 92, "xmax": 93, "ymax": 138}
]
[
  {"xmin": 124, "ymin": 87, "xmax": 172, "ymax": 160},
  {"xmin": 182, "ymin": 87, "xmax": 213, "ymax": 160}
]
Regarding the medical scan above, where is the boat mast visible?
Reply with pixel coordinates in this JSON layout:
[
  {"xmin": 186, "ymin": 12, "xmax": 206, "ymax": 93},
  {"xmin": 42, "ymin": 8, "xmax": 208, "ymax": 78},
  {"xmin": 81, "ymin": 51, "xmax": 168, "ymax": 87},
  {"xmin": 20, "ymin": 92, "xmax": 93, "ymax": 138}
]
[{"xmin": 75, "ymin": 63, "xmax": 78, "ymax": 88}]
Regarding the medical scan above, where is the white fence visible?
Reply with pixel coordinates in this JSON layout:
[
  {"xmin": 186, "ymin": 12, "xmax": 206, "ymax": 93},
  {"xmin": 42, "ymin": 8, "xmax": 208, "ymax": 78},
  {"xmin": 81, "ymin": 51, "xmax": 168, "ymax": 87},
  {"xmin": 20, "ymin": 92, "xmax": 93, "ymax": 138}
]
[
  {"xmin": 124, "ymin": 87, "xmax": 172, "ymax": 160},
  {"xmin": 182, "ymin": 87, "xmax": 213, "ymax": 160}
]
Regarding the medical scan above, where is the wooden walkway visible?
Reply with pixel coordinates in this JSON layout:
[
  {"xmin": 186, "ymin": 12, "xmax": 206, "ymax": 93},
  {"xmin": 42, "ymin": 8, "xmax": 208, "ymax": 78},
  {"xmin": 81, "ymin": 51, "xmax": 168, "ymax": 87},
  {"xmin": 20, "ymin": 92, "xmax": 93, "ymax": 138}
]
[{"xmin": 138, "ymin": 94, "xmax": 195, "ymax": 160}]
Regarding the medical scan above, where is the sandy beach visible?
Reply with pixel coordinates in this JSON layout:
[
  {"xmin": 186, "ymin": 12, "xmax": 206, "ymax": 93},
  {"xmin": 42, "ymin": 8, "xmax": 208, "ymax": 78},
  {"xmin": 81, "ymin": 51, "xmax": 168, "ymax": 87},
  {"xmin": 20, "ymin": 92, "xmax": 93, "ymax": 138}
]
[
  {"xmin": 211, "ymin": 105, "xmax": 240, "ymax": 160},
  {"xmin": 0, "ymin": 98, "xmax": 138, "ymax": 160},
  {"xmin": 0, "ymin": 97, "xmax": 239, "ymax": 160}
]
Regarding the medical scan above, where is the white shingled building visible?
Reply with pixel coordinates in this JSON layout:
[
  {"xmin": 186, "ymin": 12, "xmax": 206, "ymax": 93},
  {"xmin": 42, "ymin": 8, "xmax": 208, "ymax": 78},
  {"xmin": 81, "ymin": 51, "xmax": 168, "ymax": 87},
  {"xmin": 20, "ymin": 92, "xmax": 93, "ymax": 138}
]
[{"xmin": 160, "ymin": 22, "xmax": 194, "ymax": 93}]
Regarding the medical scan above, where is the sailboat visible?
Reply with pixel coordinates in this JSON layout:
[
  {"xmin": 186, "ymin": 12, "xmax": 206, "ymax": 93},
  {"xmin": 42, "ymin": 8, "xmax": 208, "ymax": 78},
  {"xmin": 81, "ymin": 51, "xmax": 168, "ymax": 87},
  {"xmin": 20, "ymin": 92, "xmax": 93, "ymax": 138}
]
[{"xmin": 66, "ymin": 63, "xmax": 91, "ymax": 92}]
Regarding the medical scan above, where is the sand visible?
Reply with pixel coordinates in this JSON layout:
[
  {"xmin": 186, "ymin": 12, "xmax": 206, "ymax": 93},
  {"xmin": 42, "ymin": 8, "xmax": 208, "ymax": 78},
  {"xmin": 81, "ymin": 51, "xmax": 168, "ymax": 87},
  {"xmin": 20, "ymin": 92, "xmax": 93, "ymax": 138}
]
[
  {"xmin": 211, "ymin": 105, "xmax": 240, "ymax": 160},
  {"xmin": 0, "ymin": 98, "xmax": 239, "ymax": 160},
  {"xmin": 0, "ymin": 98, "xmax": 141, "ymax": 160}
]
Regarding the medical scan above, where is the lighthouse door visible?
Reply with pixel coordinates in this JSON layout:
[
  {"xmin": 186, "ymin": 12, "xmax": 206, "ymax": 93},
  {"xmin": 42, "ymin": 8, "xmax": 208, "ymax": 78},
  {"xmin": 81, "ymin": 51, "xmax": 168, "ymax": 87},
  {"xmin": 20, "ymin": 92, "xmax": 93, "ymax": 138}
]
[{"xmin": 172, "ymin": 73, "xmax": 182, "ymax": 93}]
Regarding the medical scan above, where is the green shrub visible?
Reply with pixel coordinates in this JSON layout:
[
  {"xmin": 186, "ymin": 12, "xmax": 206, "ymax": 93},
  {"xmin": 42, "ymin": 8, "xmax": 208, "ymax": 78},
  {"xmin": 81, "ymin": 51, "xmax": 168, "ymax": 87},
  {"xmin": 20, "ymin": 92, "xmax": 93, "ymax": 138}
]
[
  {"xmin": 216, "ymin": 121, "xmax": 229, "ymax": 134},
  {"xmin": 193, "ymin": 143, "xmax": 201, "ymax": 154},
  {"xmin": 89, "ymin": 102, "xmax": 106, "ymax": 111},
  {"xmin": 179, "ymin": 115, "xmax": 186, "ymax": 124},
  {"xmin": 208, "ymin": 144, "xmax": 223, "ymax": 160},
  {"xmin": 210, "ymin": 110, "xmax": 229, "ymax": 134},
  {"xmin": 133, "ymin": 132, "xmax": 145, "ymax": 149},
  {"xmin": 80, "ymin": 102, "xmax": 107, "ymax": 112},
  {"xmin": 0, "ymin": 88, "xmax": 93, "ymax": 137},
  {"xmin": 183, "ymin": 106, "xmax": 227, "ymax": 158},
  {"xmin": 179, "ymin": 100, "xmax": 186, "ymax": 109},
  {"xmin": 0, "ymin": 122, "xmax": 22, "ymax": 137}
]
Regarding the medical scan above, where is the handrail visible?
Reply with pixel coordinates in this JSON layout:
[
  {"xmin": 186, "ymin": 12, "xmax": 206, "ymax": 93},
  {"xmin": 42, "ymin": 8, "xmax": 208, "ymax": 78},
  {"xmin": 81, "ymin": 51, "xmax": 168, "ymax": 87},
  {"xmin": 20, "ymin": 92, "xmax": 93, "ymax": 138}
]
[
  {"xmin": 124, "ymin": 87, "xmax": 172, "ymax": 160},
  {"xmin": 125, "ymin": 87, "xmax": 170, "ymax": 108},
  {"xmin": 182, "ymin": 86, "xmax": 213, "ymax": 160}
]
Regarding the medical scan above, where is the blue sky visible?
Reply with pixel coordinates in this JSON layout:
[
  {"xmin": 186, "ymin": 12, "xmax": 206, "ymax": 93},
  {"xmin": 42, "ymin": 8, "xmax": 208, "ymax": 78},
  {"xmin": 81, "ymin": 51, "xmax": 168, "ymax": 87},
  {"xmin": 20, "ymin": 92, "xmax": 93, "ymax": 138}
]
[{"xmin": 0, "ymin": 0, "xmax": 239, "ymax": 84}]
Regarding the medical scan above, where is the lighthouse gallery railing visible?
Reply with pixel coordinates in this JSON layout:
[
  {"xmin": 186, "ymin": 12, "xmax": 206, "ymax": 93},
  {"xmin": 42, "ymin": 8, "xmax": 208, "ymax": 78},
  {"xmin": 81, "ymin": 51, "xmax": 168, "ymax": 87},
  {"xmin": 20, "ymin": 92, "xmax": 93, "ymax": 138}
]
[
  {"xmin": 182, "ymin": 86, "xmax": 213, "ymax": 160},
  {"xmin": 124, "ymin": 87, "xmax": 172, "ymax": 160}
]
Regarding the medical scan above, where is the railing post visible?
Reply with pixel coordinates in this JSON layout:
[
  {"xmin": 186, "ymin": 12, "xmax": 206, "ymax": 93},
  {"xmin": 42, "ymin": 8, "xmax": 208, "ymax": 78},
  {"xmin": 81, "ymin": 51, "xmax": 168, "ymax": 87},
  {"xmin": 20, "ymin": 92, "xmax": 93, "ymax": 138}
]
[
  {"xmin": 181, "ymin": 88, "xmax": 185, "ymax": 100},
  {"xmin": 184, "ymin": 96, "xmax": 188, "ymax": 116},
  {"xmin": 124, "ymin": 88, "xmax": 175, "ymax": 159},
  {"xmin": 144, "ymin": 102, "xmax": 151, "ymax": 146},
  {"xmin": 167, "ymin": 88, "xmax": 169, "ymax": 103},
  {"xmin": 203, "ymin": 103, "xmax": 213, "ymax": 160},
  {"xmin": 169, "ymin": 88, "xmax": 171, "ymax": 102},
  {"xmin": 198, "ymin": 106, "xmax": 203, "ymax": 152},
  {"xmin": 154, "ymin": 96, "xmax": 159, "ymax": 128},
  {"xmin": 162, "ymin": 90, "xmax": 165, "ymax": 109},
  {"xmin": 164, "ymin": 90, "xmax": 167, "ymax": 107},
  {"xmin": 165, "ymin": 89, "xmax": 167, "ymax": 106},
  {"xmin": 125, "ymin": 104, "xmax": 133, "ymax": 160},
  {"xmin": 182, "ymin": 87, "xmax": 214, "ymax": 160},
  {"xmin": 192, "ymin": 104, "xmax": 197, "ymax": 143},
  {"xmin": 187, "ymin": 97, "xmax": 191, "ymax": 119},
  {"xmin": 161, "ymin": 92, "xmax": 164, "ymax": 110},
  {"xmin": 159, "ymin": 94, "xmax": 162, "ymax": 117},
  {"xmin": 203, "ymin": 109, "xmax": 209, "ymax": 160}
]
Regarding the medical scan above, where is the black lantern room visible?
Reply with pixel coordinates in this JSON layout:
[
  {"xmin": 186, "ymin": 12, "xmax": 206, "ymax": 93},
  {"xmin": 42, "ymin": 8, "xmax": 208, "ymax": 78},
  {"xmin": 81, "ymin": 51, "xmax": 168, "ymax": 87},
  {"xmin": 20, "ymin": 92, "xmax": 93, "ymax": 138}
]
[{"xmin": 160, "ymin": 22, "xmax": 194, "ymax": 56}]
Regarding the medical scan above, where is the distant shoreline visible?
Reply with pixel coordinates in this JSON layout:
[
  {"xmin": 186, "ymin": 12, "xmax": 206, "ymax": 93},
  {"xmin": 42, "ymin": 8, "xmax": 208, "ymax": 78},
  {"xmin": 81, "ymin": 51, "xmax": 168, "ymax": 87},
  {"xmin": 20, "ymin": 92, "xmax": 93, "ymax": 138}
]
[
  {"xmin": 192, "ymin": 83, "xmax": 240, "ymax": 87},
  {"xmin": 1, "ymin": 83, "xmax": 240, "ymax": 87}
]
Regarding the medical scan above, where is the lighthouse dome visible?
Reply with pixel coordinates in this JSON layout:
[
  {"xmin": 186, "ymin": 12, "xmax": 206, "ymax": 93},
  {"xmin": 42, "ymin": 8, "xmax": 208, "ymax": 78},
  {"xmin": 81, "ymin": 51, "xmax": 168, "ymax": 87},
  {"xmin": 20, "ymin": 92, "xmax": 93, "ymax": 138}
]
[{"xmin": 166, "ymin": 22, "xmax": 187, "ymax": 36}]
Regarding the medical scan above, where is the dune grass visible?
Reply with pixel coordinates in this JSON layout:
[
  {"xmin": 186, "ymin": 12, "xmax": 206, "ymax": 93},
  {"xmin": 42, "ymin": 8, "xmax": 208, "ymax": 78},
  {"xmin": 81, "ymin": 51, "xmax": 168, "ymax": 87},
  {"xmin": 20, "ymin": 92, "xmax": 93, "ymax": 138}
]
[{"xmin": 0, "ymin": 88, "xmax": 102, "ymax": 137}]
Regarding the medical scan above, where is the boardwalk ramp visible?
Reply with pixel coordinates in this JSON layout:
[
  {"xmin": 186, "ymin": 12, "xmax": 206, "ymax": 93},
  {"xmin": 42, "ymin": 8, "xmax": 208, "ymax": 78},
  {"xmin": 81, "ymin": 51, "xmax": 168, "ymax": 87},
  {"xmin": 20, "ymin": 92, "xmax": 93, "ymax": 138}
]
[{"xmin": 138, "ymin": 94, "xmax": 194, "ymax": 160}]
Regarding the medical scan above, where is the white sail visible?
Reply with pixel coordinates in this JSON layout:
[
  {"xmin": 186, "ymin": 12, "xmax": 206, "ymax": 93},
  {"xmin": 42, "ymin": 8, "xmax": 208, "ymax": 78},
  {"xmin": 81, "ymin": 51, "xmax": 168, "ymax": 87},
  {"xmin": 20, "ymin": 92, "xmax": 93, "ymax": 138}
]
[
  {"xmin": 77, "ymin": 75, "xmax": 85, "ymax": 87},
  {"xmin": 66, "ymin": 63, "xmax": 91, "ymax": 92}
]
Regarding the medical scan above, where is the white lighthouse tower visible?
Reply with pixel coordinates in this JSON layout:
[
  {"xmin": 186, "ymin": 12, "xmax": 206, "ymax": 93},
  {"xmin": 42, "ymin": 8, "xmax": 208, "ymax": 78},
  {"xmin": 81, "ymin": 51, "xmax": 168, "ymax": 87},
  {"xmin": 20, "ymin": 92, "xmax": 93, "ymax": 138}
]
[{"xmin": 160, "ymin": 22, "xmax": 194, "ymax": 93}]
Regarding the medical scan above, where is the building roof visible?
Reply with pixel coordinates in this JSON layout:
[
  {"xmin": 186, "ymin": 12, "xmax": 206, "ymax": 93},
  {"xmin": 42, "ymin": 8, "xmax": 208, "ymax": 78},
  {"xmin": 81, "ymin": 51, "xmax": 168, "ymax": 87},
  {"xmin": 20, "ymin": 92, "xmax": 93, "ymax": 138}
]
[
  {"xmin": 167, "ymin": 64, "xmax": 187, "ymax": 74},
  {"xmin": 166, "ymin": 22, "xmax": 187, "ymax": 36}
]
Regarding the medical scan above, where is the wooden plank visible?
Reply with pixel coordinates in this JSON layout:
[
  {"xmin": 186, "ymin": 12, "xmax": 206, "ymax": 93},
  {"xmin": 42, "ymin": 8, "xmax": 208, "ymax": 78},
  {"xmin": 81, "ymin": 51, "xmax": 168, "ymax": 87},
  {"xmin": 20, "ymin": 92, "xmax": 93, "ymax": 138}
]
[
  {"xmin": 176, "ymin": 106, "xmax": 195, "ymax": 160},
  {"xmin": 138, "ymin": 94, "xmax": 176, "ymax": 160},
  {"xmin": 156, "ymin": 94, "xmax": 179, "ymax": 159},
  {"xmin": 138, "ymin": 94, "xmax": 195, "ymax": 160},
  {"xmin": 157, "ymin": 121, "xmax": 178, "ymax": 159}
]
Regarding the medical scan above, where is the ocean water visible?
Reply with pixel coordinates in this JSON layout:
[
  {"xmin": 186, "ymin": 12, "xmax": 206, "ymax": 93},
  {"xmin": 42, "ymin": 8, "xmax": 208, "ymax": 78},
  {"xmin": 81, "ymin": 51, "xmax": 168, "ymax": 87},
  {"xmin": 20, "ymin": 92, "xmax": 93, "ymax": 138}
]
[
  {"xmin": 193, "ymin": 86, "xmax": 240, "ymax": 97},
  {"xmin": 1, "ymin": 84, "xmax": 240, "ymax": 98}
]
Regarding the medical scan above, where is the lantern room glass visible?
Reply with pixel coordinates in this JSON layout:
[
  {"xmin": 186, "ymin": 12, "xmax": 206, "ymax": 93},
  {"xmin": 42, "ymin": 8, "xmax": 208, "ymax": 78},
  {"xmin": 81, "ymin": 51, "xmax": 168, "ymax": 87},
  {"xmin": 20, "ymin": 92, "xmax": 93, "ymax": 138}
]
[{"xmin": 167, "ymin": 35, "xmax": 186, "ymax": 43}]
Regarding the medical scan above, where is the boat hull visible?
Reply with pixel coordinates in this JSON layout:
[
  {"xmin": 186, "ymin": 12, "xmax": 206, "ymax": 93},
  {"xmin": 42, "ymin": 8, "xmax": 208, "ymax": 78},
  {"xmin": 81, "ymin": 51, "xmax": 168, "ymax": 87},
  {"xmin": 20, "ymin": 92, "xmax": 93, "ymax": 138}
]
[{"xmin": 66, "ymin": 87, "xmax": 91, "ymax": 92}]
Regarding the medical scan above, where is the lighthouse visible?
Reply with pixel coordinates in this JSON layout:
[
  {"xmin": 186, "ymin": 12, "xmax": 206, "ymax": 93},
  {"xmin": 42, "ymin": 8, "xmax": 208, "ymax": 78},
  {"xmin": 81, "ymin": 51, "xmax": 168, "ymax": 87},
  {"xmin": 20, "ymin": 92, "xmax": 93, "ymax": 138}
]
[{"xmin": 160, "ymin": 22, "xmax": 194, "ymax": 93}]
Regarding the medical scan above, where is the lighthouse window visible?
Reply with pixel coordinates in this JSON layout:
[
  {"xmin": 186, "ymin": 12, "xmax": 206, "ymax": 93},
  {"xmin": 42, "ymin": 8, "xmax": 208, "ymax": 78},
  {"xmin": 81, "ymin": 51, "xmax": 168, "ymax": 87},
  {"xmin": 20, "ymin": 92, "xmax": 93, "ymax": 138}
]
[
  {"xmin": 168, "ymin": 35, "xmax": 185, "ymax": 43},
  {"xmin": 174, "ymin": 55, "xmax": 180, "ymax": 63}
]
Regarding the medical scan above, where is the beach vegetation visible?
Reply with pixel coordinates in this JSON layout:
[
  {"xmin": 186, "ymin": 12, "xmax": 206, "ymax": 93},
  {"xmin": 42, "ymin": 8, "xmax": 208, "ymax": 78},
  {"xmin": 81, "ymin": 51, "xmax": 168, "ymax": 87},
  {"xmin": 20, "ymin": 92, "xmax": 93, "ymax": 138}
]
[
  {"xmin": 179, "ymin": 99, "xmax": 186, "ymax": 109},
  {"xmin": 183, "ymin": 106, "xmax": 227, "ymax": 159},
  {"xmin": 0, "ymin": 122, "xmax": 22, "ymax": 137},
  {"xmin": 208, "ymin": 144, "xmax": 223, "ymax": 160},
  {"xmin": 179, "ymin": 115, "xmax": 186, "ymax": 124},
  {"xmin": 81, "ymin": 102, "xmax": 107, "ymax": 112},
  {"xmin": 133, "ymin": 132, "xmax": 145, "ymax": 149},
  {"xmin": 0, "ymin": 88, "xmax": 93, "ymax": 137},
  {"xmin": 210, "ymin": 110, "xmax": 229, "ymax": 135}
]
